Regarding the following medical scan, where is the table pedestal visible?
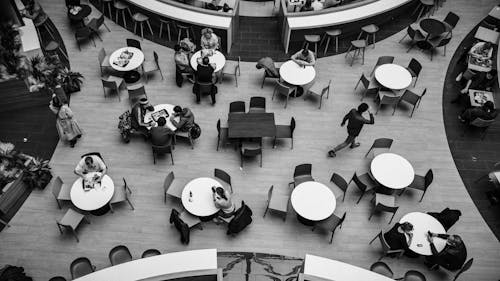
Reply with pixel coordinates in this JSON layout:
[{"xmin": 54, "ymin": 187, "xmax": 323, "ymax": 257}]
[
  {"xmin": 296, "ymin": 214, "xmax": 315, "ymax": 226},
  {"xmin": 124, "ymin": 70, "xmax": 141, "ymax": 84},
  {"xmin": 89, "ymin": 204, "xmax": 111, "ymax": 216},
  {"xmin": 293, "ymin": 86, "xmax": 304, "ymax": 97}
]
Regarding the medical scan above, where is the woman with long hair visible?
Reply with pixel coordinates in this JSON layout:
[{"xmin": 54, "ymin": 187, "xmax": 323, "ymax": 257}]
[
  {"xmin": 212, "ymin": 186, "xmax": 235, "ymax": 218},
  {"xmin": 49, "ymin": 90, "xmax": 82, "ymax": 147}
]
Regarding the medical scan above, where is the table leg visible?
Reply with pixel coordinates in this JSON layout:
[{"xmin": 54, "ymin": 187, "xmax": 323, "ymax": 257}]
[
  {"xmin": 292, "ymin": 86, "xmax": 304, "ymax": 97},
  {"xmin": 296, "ymin": 214, "xmax": 315, "ymax": 226}
]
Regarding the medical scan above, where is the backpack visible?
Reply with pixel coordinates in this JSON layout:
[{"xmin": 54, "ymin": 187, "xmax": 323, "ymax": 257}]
[{"xmin": 189, "ymin": 123, "xmax": 201, "ymax": 139}]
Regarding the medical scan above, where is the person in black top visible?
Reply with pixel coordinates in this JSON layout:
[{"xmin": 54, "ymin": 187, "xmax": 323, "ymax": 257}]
[
  {"xmin": 150, "ymin": 117, "xmax": 173, "ymax": 146},
  {"xmin": 384, "ymin": 222, "xmax": 419, "ymax": 257},
  {"xmin": 328, "ymin": 103, "xmax": 374, "ymax": 157},
  {"xmin": 300, "ymin": 0, "xmax": 314, "ymax": 11},
  {"xmin": 458, "ymin": 101, "xmax": 497, "ymax": 123},
  {"xmin": 425, "ymin": 233, "xmax": 467, "ymax": 270},
  {"xmin": 196, "ymin": 56, "xmax": 216, "ymax": 83}
]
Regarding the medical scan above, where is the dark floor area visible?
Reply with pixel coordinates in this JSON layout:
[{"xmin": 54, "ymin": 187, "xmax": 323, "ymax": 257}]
[{"xmin": 443, "ymin": 17, "xmax": 500, "ymax": 241}]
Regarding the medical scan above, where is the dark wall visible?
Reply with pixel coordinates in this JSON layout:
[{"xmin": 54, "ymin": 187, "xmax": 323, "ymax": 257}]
[{"xmin": 0, "ymin": 0, "xmax": 23, "ymax": 26}]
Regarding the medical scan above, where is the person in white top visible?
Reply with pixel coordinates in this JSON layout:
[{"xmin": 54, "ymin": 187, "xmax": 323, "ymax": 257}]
[
  {"xmin": 311, "ymin": 0, "xmax": 324, "ymax": 11},
  {"xmin": 74, "ymin": 155, "xmax": 107, "ymax": 181}
]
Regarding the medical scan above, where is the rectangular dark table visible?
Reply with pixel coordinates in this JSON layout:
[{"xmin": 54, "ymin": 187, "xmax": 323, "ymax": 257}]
[{"xmin": 228, "ymin": 113, "xmax": 276, "ymax": 138}]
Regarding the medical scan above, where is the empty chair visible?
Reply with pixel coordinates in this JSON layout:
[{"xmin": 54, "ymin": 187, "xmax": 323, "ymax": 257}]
[
  {"xmin": 322, "ymin": 29, "xmax": 342, "ymax": 55},
  {"xmin": 311, "ymin": 212, "xmax": 346, "ymax": 244},
  {"xmin": 355, "ymin": 73, "xmax": 379, "ymax": 100},
  {"xmin": 263, "ymin": 185, "xmax": 290, "ymax": 221},
  {"xmin": 221, "ymin": 56, "xmax": 241, "ymax": 86},
  {"xmin": 395, "ymin": 270, "xmax": 427, "ymax": 281},
  {"xmin": 272, "ymin": 80, "xmax": 297, "ymax": 108},
  {"xmin": 370, "ymin": 261, "xmax": 394, "ymax": 278},
  {"xmin": 159, "ymin": 19, "xmax": 174, "ymax": 41},
  {"xmin": 143, "ymin": 51, "xmax": 164, "ymax": 83},
  {"xmin": 132, "ymin": 12, "xmax": 154, "ymax": 40},
  {"xmin": 109, "ymin": 245, "xmax": 133, "ymax": 265},
  {"xmin": 70, "ymin": 257, "xmax": 96, "ymax": 279},
  {"xmin": 345, "ymin": 39, "xmax": 367, "ymax": 66},
  {"xmin": 463, "ymin": 118, "xmax": 496, "ymax": 140},
  {"xmin": 126, "ymin": 38, "xmax": 142, "ymax": 50},
  {"xmin": 401, "ymin": 169, "xmax": 433, "ymax": 202},
  {"xmin": 248, "ymin": 96, "xmax": 266, "ymax": 113},
  {"xmin": 152, "ymin": 144, "xmax": 174, "ymax": 165},
  {"xmin": 240, "ymin": 140, "xmax": 263, "ymax": 169},
  {"xmin": 274, "ymin": 117, "xmax": 295, "ymax": 149},
  {"xmin": 51, "ymin": 176, "xmax": 72, "ymax": 209},
  {"xmin": 216, "ymin": 119, "xmax": 232, "ymax": 151},
  {"xmin": 376, "ymin": 92, "xmax": 400, "ymax": 115},
  {"xmin": 399, "ymin": 88, "xmax": 427, "ymax": 117},
  {"xmin": 87, "ymin": 14, "xmax": 110, "ymax": 41},
  {"xmin": 291, "ymin": 164, "xmax": 314, "ymax": 187},
  {"xmin": 101, "ymin": 76, "xmax": 124, "ymax": 101},
  {"xmin": 330, "ymin": 173, "xmax": 348, "ymax": 201},
  {"xmin": 141, "ymin": 249, "xmax": 161, "ymax": 258},
  {"xmin": 357, "ymin": 24, "xmax": 379, "ymax": 48},
  {"xmin": 399, "ymin": 24, "xmax": 425, "ymax": 44},
  {"xmin": 349, "ymin": 172, "xmax": 378, "ymax": 204},
  {"xmin": 443, "ymin": 12, "xmax": 460, "ymax": 36},
  {"xmin": 214, "ymin": 168, "xmax": 233, "ymax": 194},
  {"xmin": 109, "ymin": 178, "xmax": 134, "ymax": 212},
  {"xmin": 370, "ymin": 56, "xmax": 395, "ymax": 76},
  {"xmin": 303, "ymin": 34, "xmax": 321, "ymax": 55},
  {"xmin": 127, "ymin": 84, "xmax": 147, "ymax": 101},
  {"xmin": 56, "ymin": 208, "xmax": 89, "ymax": 242},
  {"xmin": 48, "ymin": 277, "xmax": 67, "ymax": 281},
  {"xmin": 369, "ymin": 231, "xmax": 404, "ymax": 260},
  {"xmin": 452, "ymin": 258, "xmax": 473, "ymax": 281},
  {"xmin": 75, "ymin": 26, "xmax": 95, "ymax": 51},
  {"xmin": 98, "ymin": 48, "xmax": 112, "ymax": 75},
  {"xmin": 369, "ymin": 193, "xmax": 399, "ymax": 224},
  {"xmin": 114, "ymin": 0, "xmax": 132, "ymax": 28},
  {"xmin": 407, "ymin": 58, "xmax": 422, "ymax": 86},
  {"xmin": 365, "ymin": 138, "xmax": 393, "ymax": 158},
  {"xmin": 429, "ymin": 33, "xmax": 452, "ymax": 57},
  {"xmin": 229, "ymin": 101, "xmax": 245, "ymax": 113},
  {"xmin": 303, "ymin": 80, "xmax": 331, "ymax": 109},
  {"xmin": 164, "ymin": 171, "xmax": 183, "ymax": 201}
]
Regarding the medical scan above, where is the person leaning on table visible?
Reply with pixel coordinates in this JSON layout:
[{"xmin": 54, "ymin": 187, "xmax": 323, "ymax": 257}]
[
  {"xmin": 425, "ymin": 233, "xmax": 467, "ymax": 271},
  {"xmin": 291, "ymin": 45, "xmax": 316, "ymax": 67},
  {"xmin": 200, "ymin": 28, "xmax": 219, "ymax": 51},
  {"xmin": 150, "ymin": 117, "xmax": 174, "ymax": 147},
  {"xmin": 74, "ymin": 155, "xmax": 107, "ymax": 181}
]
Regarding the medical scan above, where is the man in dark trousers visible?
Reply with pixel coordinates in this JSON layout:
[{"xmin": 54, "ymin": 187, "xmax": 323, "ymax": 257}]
[{"xmin": 328, "ymin": 103, "xmax": 374, "ymax": 157}]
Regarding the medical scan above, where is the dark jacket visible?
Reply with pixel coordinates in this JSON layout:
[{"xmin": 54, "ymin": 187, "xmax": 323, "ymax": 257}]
[
  {"xmin": 169, "ymin": 209, "xmax": 190, "ymax": 244},
  {"xmin": 150, "ymin": 126, "xmax": 173, "ymax": 146},
  {"xmin": 227, "ymin": 201, "xmax": 253, "ymax": 235},
  {"xmin": 196, "ymin": 64, "xmax": 215, "ymax": 83},
  {"xmin": 383, "ymin": 223, "xmax": 409, "ymax": 251},
  {"xmin": 342, "ymin": 109, "xmax": 374, "ymax": 137},
  {"xmin": 460, "ymin": 107, "xmax": 497, "ymax": 123},
  {"xmin": 469, "ymin": 72, "xmax": 495, "ymax": 91},
  {"xmin": 428, "ymin": 234, "xmax": 467, "ymax": 270},
  {"xmin": 427, "ymin": 208, "xmax": 462, "ymax": 231}
]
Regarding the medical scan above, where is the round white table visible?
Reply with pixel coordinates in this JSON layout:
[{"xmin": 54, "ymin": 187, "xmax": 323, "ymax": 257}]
[
  {"xmin": 143, "ymin": 104, "xmax": 179, "ymax": 131},
  {"xmin": 374, "ymin": 64, "xmax": 412, "ymax": 91},
  {"xmin": 182, "ymin": 177, "xmax": 221, "ymax": 217},
  {"xmin": 190, "ymin": 50, "xmax": 226, "ymax": 72},
  {"xmin": 400, "ymin": 212, "xmax": 447, "ymax": 256},
  {"xmin": 371, "ymin": 153, "xmax": 415, "ymax": 189},
  {"xmin": 70, "ymin": 173, "xmax": 115, "ymax": 211},
  {"xmin": 291, "ymin": 181, "xmax": 336, "ymax": 223},
  {"xmin": 109, "ymin": 47, "xmax": 145, "ymax": 72},
  {"xmin": 279, "ymin": 60, "xmax": 316, "ymax": 86}
]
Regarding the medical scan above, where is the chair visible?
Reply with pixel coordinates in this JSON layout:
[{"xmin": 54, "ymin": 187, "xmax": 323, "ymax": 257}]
[
  {"xmin": 401, "ymin": 169, "xmax": 433, "ymax": 202},
  {"xmin": 443, "ymin": 12, "xmax": 460, "ymax": 36},
  {"xmin": 291, "ymin": 164, "xmax": 314, "ymax": 188},
  {"xmin": 376, "ymin": 92, "xmax": 400, "ymax": 115},
  {"xmin": 369, "ymin": 194, "xmax": 399, "ymax": 224},
  {"xmin": 179, "ymin": 209, "xmax": 203, "ymax": 229},
  {"xmin": 87, "ymin": 14, "xmax": 110, "ymax": 41},
  {"xmin": 214, "ymin": 168, "xmax": 233, "ymax": 194},
  {"xmin": 399, "ymin": 24, "xmax": 425, "ymax": 44},
  {"xmin": 174, "ymin": 129, "xmax": 194, "ymax": 149},
  {"xmin": 240, "ymin": 140, "xmax": 263, "ymax": 169},
  {"xmin": 370, "ymin": 261, "xmax": 394, "ymax": 278},
  {"xmin": 164, "ymin": 171, "xmax": 183, "ymax": 201},
  {"xmin": 304, "ymin": 80, "xmax": 330, "ymax": 109},
  {"xmin": 329, "ymin": 173, "xmax": 348, "ymax": 201},
  {"xmin": 303, "ymin": 35, "xmax": 321, "ymax": 55},
  {"xmin": 365, "ymin": 138, "xmax": 393, "ymax": 158},
  {"xmin": 370, "ymin": 56, "xmax": 395, "ymax": 76},
  {"xmin": 263, "ymin": 185, "xmax": 290, "ymax": 221},
  {"xmin": 70, "ymin": 257, "xmax": 96, "ymax": 279},
  {"xmin": 261, "ymin": 68, "xmax": 280, "ymax": 88},
  {"xmin": 48, "ymin": 277, "xmax": 67, "ymax": 281},
  {"xmin": 248, "ymin": 96, "xmax": 266, "ymax": 113},
  {"xmin": 453, "ymin": 258, "xmax": 473, "ymax": 281},
  {"xmin": 407, "ymin": 58, "xmax": 422, "ymax": 86},
  {"xmin": 221, "ymin": 56, "xmax": 241, "ymax": 86},
  {"xmin": 127, "ymin": 84, "xmax": 147, "ymax": 101},
  {"xmin": 141, "ymin": 249, "xmax": 161, "ymax": 258},
  {"xmin": 355, "ymin": 73, "xmax": 379, "ymax": 100},
  {"xmin": 114, "ymin": 0, "xmax": 132, "ymax": 28},
  {"xmin": 43, "ymin": 41, "xmax": 69, "ymax": 62},
  {"xmin": 56, "ymin": 208, "xmax": 89, "ymax": 242},
  {"xmin": 75, "ymin": 26, "xmax": 95, "ymax": 51},
  {"xmin": 349, "ymin": 172, "xmax": 378, "ymax": 203},
  {"xmin": 108, "ymin": 245, "xmax": 133, "ymax": 265},
  {"xmin": 395, "ymin": 270, "xmax": 427, "ymax": 281},
  {"xmin": 109, "ymin": 178, "xmax": 135, "ymax": 212},
  {"xmin": 51, "ymin": 176, "xmax": 72, "ymax": 209},
  {"xmin": 322, "ymin": 29, "xmax": 342, "ymax": 55},
  {"xmin": 369, "ymin": 231, "xmax": 404, "ymax": 260},
  {"xmin": 229, "ymin": 101, "xmax": 246, "ymax": 113},
  {"xmin": 463, "ymin": 118, "xmax": 496, "ymax": 140},
  {"xmin": 216, "ymin": 119, "xmax": 230, "ymax": 151},
  {"xmin": 102, "ymin": 0, "xmax": 113, "ymax": 18},
  {"xmin": 98, "ymin": 48, "xmax": 111, "ymax": 75},
  {"xmin": 169, "ymin": 209, "xmax": 191, "ymax": 244},
  {"xmin": 126, "ymin": 38, "xmax": 142, "ymax": 50},
  {"xmin": 311, "ymin": 212, "xmax": 346, "ymax": 244},
  {"xmin": 272, "ymin": 80, "xmax": 297, "ymax": 108},
  {"xmin": 345, "ymin": 39, "xmax": 367, "ymax": 66},
  {"xmin": 176, "ymin": 23, "xmax": 195, "ymax": 43},
  {"xmin": 101, "ymin": 76, "xmax": 124, "ymax": 101},
  {"xmin": 357, "ymin": 24, "xmax": 379, "ymax": 48},
  {"xmin": 274, "ymin": 117, "xmax": 295, "ymax": 149},
  {"xmin": 152, "ymin": 144, "xmax": 174, "ymax": 165},
  {"xmin": 132, "ymin": 12, "xmax": 154, "ymax": 40},
  {"xmin": 143, "ymin": 51, "xmax": 164, "ymax": 83},
  {"xmin": 399, "ymin": 88, "xmax": 426, "ymax": 117},
  {"xmin": 159, "ymin": 19, "xmax": 175, "ymax": 41},
  {"xmin": 429, "ymin": 33, "xmax": 452, "ymax": 57}
]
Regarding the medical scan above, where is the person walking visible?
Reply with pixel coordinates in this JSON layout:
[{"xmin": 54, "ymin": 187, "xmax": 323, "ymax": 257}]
[
  {"xmin": 328, "ymin": 103, "xmax": 374, "ymax": 157},
  {"xmin": 49, "ymin": 93, "xmax": 83, "ymax": 147}
]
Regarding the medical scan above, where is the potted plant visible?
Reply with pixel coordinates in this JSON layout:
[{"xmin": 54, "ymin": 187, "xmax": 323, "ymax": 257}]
[
  {"xmin": 23, "ymin": 157, "xmax": 52, "ymax": 189},
  {"xmin": 59, "ymin": 67, "xmax": 84, "ymax": 94}
]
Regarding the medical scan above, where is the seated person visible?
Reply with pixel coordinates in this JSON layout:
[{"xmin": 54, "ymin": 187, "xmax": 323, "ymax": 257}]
[
  {"xmin": 170, "ymin": 106, "xmax": 195, "ymax": 132},
  {"xmin": 311, "ymin": 0, "xmax": 324, "ymax": 11},
  {"xmin": 150, "ymin": 117, "xmax": 173, "ymax": 146},
  {"xmin": 196, "ymin": 56, "xmax": 217, "ymax": 83},
  {"xmin": 174, "ymin": 44, "xmax": 194, "ymax": 75},
  {"xmin": 458, "ymin": 101, "xmax": 497, "ymax": 123},
  {"xmin": 131, "ymin": 98, "xmax": 154, "ymax": 135},
  {"xmin": 300, "ymin": 0, "xmax": 314, "ymax": 11},
  {"xmin": 22, "ymin": 0, "xmax": 48, "ymax": 26},
  {"xmin": 384, "ymin": 222, "xmax": 419, "ymax": 257},
  {"xmin": 469, "ymin": 41, "xmax": 493, "ymax": 59},
  {"xmin": 212, "ymin": 186, "xmax": 236, "ymax": 218},
  {"xmin": 291, "ymin": 46, "xmax": 316, "ymax": 66},
  {"xmin": 460, "ymin": 69, "xmax": 497, "ymax": 94},
  {"xmin": 425, "ymin": 233, "xmax": 467, "ymax": 270},
  {"xmin": 74, "ymin": 155, "xmax": 107, "ymax": 181},
  {"xmin": 200, "ymin": 28, "xmax": 219, "ymax": 51},
  {"xmin": 179, "ymin": 38, "xmax": 196, "ymax": 54}
]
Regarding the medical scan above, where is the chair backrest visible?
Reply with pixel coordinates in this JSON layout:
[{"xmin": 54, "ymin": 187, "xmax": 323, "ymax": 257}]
[
  {"xmin": 376, "ymin": 231, "xmax": 392, "ymax": 253},
  {"xmin": 70, "ymin": 257, "xmax": 94, "ymax": 279},
  {"xmin": 376, "ymin": 56, "xmax": 395, "ymax": 67},
  {"xmin": 152, "ymin": 144, "xmax": 173, "ymax": 154},
  {"xmin": 249, "ymin": 96, "xmax": 266, "ymax": 110},
  {"xmin": 126, "ymin": 38, "xmax": 142, "ymax": 50},
  {"xmin": 351, "ymin": 172, "xmax": 368, "ymax": 192},
  {"xmin": 229, "ymin": 101, "xmax": 245, "ymax": 113},
  {"xmin": 380, "ymin": 95, "xmax": 400, "ymax": 105},
  {"xmin": 372, "ymin": 138, "xmax": 393, "ymax": 149},
  {"xmin": 408, "ymin": 58, "xmax": 422, "ymax": 76},
  {"xmin": 470, "ymin": 118, "xmax": 495, "ymax": 128},
  {"xmin": 424, "ymin": 169, "xmax": 434, "ymax": 189},
  {"xmin": 369, "ymin": 261, "xmax": 394, "ymax": 278},
  {"xmin": 128, "ymin": 85, "xmax": 146, "ymax": 98},
  {"xmin": 108, "ymin": 245, "xmax": 133, "ymax": 265},
  {"xmin": 453, "ymin": 258, "xmax": 473, "ymax": 281},
  {"xmin": 407, "ymin": 25, "xmax": 416, "ymax": 38},
  {"xmin": 81, "ymin": 152, "xmax": 104, "ymax": 160},
  {"xmin": 75, "ymin": 27, "xmax": 91, "ymax": 39},
  {"xmin": 401, "ymin": 90, "xmax": 420, "ymax": 105},
  {"xmin": 267, "ymin": 185, "xmax": 274, "ymax": 203},
  {"xmin": 444, "ymin": 12, "xmax": 460, "ymax": 29},
  {"xmin": 153, "ymin": 51, "xmax": 160, "ymax": 66},
  {"xmin": 102, "ymin": 78, "xmax": 118, "ymax": 90},
  {"xmin": 290, "ymin": 117, "xmax": 296, "ymax": 135},
  {"xmin": 330, "ymin": 173, "xmax": 348, "ymax": 192},
  {"xmin": 214, "ymin": 168, "xmax": 232, "ymax": 186},
  {"xmin": 141, "ymin": 249, "xmax": 161, "ymax": 258},
  {"xmin": 242, "ymin": 147, "xmax": 262, "ymax": 157},
  {"xmin": 333, "ymin": 212, "xmax": 346, "ymax": 231},
  {"xmin": 376, "ymin": 203, "xmax": 399, "ymax": 214},
  {"xmin": 294, "ymin": 164, "xmax": 312, "ymax": 178},
  {"xmin": 98, "ymin": 48, "xmax": 106, "ymax": 64},
  {"xmin": 52, "ymin": 176, "xmax": 63, "ymax": 198},
  {"xmin": 164, "ymin": 171, "xmax": 175, "ymax": 191},
  {"xmin": 359, "ymin": 73, "xmax": 370, "ymax": 89},
  {"xmin": 404, "ymin": 270, "xmax": 427, "ymax": 281},
  {"xmin": 276, "ymin": 80, "xmax": 294, "ymax": 95}
]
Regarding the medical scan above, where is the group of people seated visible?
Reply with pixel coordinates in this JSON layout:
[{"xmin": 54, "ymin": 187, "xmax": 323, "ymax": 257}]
[{"xmin": 299, "ymin": 0, "xmax": 342, "ymax": 12}]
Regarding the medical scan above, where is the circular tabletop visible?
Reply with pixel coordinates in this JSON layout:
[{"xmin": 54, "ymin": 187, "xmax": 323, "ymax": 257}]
[
  {"xmin": 109, "ymin": 47, "xmax": 145, "ymax": 72},
  {"xmin": 182, "ymin": 177, "xmax": 221, "ymax": 217},
  {"xmin": 400, "ymin": 212, "xmax": 447, "ymax": 256},
  {"xmin": 290, "ymin": 181, "xmax": 336, "ymax": 221},
  {"xmin": 67, "ymin": 5, "xmax": 91, "ymax": 21},
  {"xmin": 143, "ymin": 104, "xmax": 179, "ymax": 132},
  {"xmin": 419, "ymin": 18, "xmax": 446, "ymax": 36},
  {"xmin": 190, "ymin": 50, "xmax": 226, "ymax": 72},
  {"xmin": 374, "ymin": 64, "xmax": 413, "ymax": 91},
  {"xmin": 371, "ymin": 153, "xmax": 415, "ymax": 189},
  {"xmin": 279, "ymin": 60, "xmax": 316, "ymax": 86},
  {"xmin": 70, "ymin": 173, "xmax": 115, "ymax": 211}
]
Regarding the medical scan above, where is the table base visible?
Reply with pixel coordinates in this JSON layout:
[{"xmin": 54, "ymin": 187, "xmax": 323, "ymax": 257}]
[
  {"xmin": 375, "ymin": 185, "xmax": 396, "ymax": 195},
  {"xmin": 124, "ymin": 70, "xmax": 141, "ymax": 84},
  {"xmin": 292, "ymin": 86, "xmax": 304, "ymax": 97},
  {"xmin": 296, "ymin": 214, "xmax": 315, "ymax": 226},
  {"xmin": 89, "ymin": 204, "xmax": 111, "ymax": 216}
]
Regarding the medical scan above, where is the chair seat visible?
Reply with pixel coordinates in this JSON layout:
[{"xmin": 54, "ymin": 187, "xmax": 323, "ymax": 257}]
[
  {"xmin": 304, "ymin": 35, "xmax": 321, "ymax": 42},
  {"xmin": 58, "ymin": 183, "xmax": 72, "ymax": 200},
  {"xmin": 269, "ymin": 193, "xmax": 289, "ymax": 211},
  {"xmin": 176, "ymin": 131, "xmax": 190, "ymax": 138},
  {"xmin": 179, "ymin": 210, "xmax": 201, "ymax": 228},
  {"xmin": 132, "ymin": 13, "xmax": 149, "ymax": 22},
  {"xmin": 222, "ymin": 61, "xmax": 238, "ymax": 74},
  {"xmin": 114, "ymin": 1, "xmax": 129, "ymax": 9},
  {"xmin": 110, "ymin": 187, "xmax": 127, "ymax": 203},
  {"xmin": 307, "ymin": 82, "xmax": 324, "ymax": 96},
  {"xmin": 44, "ymin": 41, "xmax": 59, "ymax": 51},
  {"xmin": 241, "ymin": 141, "xmax": 261, "ymax": 150},
  {"xmin": 60, "ymin": 209, "xmax": 84, "ymax": 229},
  {"xmin": 326, "ymin": 29, "xmax": 342, "ymax": 36},
  {"xmin": 375, "ymin": 193, "xmax": 395, "ymax": 207},
  {"xmin": 315, "ymin": 213, "xmax": 341, "ymax": 231},
  {"xmin": 351, "ymin": 40, "xmax": 367, "ymax": 48},
  {"xmin": 276, "ymin": 125, "xmax": 292, "ymax": 138},
  {"xmin": 408, "ymin": 174, "xmax": 425, "ymax": 190},
  {"xmin": 358, "ymin": 173, "xmax": 378, "ymax": 190},
  {"xmin": 166, "ymin": 182, "xmax": 184, "ymax": 198},
  {"xmin": 142, "ymin": 60, "xmax": 158, "ymax": 72},
  {"xmin": 295, "ymin": 175, "xmax": 314, "ymax": 186},
  {"xmin": 362, "ymin": 24, "xmax": 379, "ymax": 33}
]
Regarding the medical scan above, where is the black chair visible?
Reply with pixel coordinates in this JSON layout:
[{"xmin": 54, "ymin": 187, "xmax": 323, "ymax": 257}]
[
  {"xmin": 214, "ymin": 168, "xmax": 233, "ymax": 194},
  {"xmin": 81, "ymin": 152, "xmax": 104, "ymax": 161},
  {"xmin": 443, "ymin": 12, "xmax": 460, "ymax": 36},
  {"xmin": 401, "ymin": 169, "xmax": 433, "ymax": 202},
  {"xmin": 407, "ymin": 58, "xmax": 422, "ymax": 86},
  {"xmin": 330, "ymin": 172, "xmax": 348, "ymax": 201},
  {"xmin": 369, "ymin": 231, "xmax": 404, "ymax": 261},
  {"xmin": 70, "ymin": 257, "xmax": 96, "ymax": 279},
  {"xmin": 126, "ymin": 38, "xmax": 142, "ymax": 50},
  {"xmin": 141, "ymin": 249, "xmax": 161, "ymax": 258},
  {"xmin": 87, "ymin": 14, "xmax": 110, "ymax": 41},
  {"xmin": 261, "ymin": 68, "xmax": 280, "ymax": 88},
  {"xmin": 399, "ymin": 24, "xmax": 425, "ymax": 44},
  {"xmin": 152, "ymin": 144, "xmax": 174, "ymax": 165},
  {"xmin": 369, "ymin": 193, "xmax": 399, "ymax": 224},
  {"xmin": 75, "ymin": 26, "xmax": 95, "ymax": 51},
  {"xmin": 370, "ymin": 261, "xmax": 394, "ymax": 278},
  {"xmin": 429, "ymin": 34, "xmax": 452, "ymax": 57},
  {"xmin": 311, "ymin": 212, "xmax": 346, "ymax": 244},
  {"xmin": 229, "ymin": 101, "xmax": 246, "ymax": 113},
  {"xmin": 240, "ymin": 140, "xmax": 263, "ymax": 169},
  {"xmin": 399, "ymin": 88, "xmax": 426, "ymax": 117},
  {"xmin": 274, "ymin": 117, "xmax": 296, "ymax": 149},
  {"xmin": 248, "ymin": 96, "xmax": 266, "ymax": 113},
  {"xmin": 365, "ymin": 138, "xmax": 393, "ymax": 158},
  {"xmin": 453, "ymin": 258, "xmax": 473, "ymax": 281},
  {"xmin": 349, "ymin": 172, "xmax": 378, "ymax": 204},
  {"xmin": 290, "ymin": 164, "xmax": 314, "ymax": 188},
  {"xmin": 370, "ymin": 56, "xmax": 395, "ymax": 76},
  {"xmin": 109, "ymin": 245, "xmax": 133, "ymax": 265},
  {"xmin": 376, "ymin": 93, "xmax": 400, "ymax": 115}
]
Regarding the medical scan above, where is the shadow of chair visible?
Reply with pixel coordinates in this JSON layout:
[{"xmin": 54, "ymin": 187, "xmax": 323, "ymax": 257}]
[
  {"xmin": 311, "ymin": 212, "xmax": 346, "ymax": 244},
  {"xmin": 152, "ymin": 144, "xmax": 174, "ymax": 165},
  {"xmin": 109, "ymin": 178, "xmax": 135, "ymax": 212},
  {"xmin": 369, "ymin": 230, "xmax": 404, "ymax": 260},
  {"xmin": 369, "ymin": 194, "xmax": 399, "ymax": 224},
  {"xmin": 272, "ymin": 80, "xmax": 297, "ymax": 108},
  {"xmin": 70, "ymin": 257, "xmax": 96, "ymax": 279}
]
